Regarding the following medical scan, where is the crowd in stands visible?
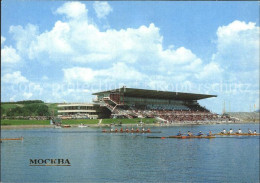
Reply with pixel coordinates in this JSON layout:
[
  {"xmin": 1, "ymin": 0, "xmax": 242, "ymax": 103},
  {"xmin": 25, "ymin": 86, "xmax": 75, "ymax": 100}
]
[
  {"xmin": 146, "ymin": 104, "xmax": 189, "ymax": 111},
  {"xmin": 94, "ymin": 97, "xmax": 235, "ymax": 123},
  {"xmin": 113, "ymin": 104, "xmax": 234, "ymax": 123}
]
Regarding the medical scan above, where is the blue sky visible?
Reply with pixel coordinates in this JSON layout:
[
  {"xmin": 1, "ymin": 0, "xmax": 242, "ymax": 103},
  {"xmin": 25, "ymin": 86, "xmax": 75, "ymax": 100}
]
[{"xmin": 1, "ymin": 1, "xmax": 259, "ymax": 113}]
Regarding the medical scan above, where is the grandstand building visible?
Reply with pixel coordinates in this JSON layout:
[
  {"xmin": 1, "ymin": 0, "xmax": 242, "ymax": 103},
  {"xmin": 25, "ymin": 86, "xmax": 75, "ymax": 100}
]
[
  {"xmin": 57, "ymin": 103, "xmax": 99, "ymax": 119},
  {"xmin": 92, "ymin": 87, "xmax": 221, "ymax": 123}
]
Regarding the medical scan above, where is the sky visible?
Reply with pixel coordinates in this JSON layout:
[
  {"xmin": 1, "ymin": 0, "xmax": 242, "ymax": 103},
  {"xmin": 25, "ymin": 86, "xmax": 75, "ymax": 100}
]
[{"xmin": 1, "ymin": 1, "xmax": 259, "ymax": 113}]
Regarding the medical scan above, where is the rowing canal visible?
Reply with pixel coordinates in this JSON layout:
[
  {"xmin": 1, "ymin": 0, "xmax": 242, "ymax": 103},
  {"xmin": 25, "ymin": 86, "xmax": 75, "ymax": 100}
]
[{"xmin": 1, "ymin": 123, "xmax": 259, "ymax": 182}]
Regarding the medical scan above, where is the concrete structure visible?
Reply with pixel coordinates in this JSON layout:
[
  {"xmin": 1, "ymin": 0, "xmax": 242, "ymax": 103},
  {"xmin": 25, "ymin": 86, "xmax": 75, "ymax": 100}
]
[
  {"xmin": 58, "ymin": 87, "xmax": 219, "ymax": 122},
  {"xmin": 57, "ymin": 103, "xmax": 99, "ymax": 119},
  {"xmin": 92, "ymin": 87, "xmax": 218, "ymax": 120}
]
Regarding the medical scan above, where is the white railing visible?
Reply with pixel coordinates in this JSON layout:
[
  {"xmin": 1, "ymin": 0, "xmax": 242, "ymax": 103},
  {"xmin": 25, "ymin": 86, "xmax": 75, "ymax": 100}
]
[{"xmin": 104, "ymin": 102, "xmax": 133, "ymax": 119}]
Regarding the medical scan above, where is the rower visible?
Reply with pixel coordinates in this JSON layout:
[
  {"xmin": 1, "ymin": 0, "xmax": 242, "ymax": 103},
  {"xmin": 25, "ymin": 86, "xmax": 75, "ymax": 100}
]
[
  {"xmin": 131, "ymin": 127, "xmax": 134, "ymax": 133},
  {"xmin": 253, "ymin": 130, "xmax": 257, "ymax": 134},
  {"xmin": 229, "ymin": 128, "xmax": 233, "ymax": 134},
  {"xmin": 146, "ymin": 128, "xmax": 151, "ymax": 133},
  {"xmin": 187, "ymin": 131, "xmax": 193, "ymax": 136},
  {"xmin": 115, "ymin": 128, "xmax": 118, "ymax": 132},
  {"xmin": 142, "ymin": 127, "xmax": 145, "ymax": 132},
  {"xmin": 221, "ymin": 129, "xmax": 226, "ymax": 134},
  {"xmin": 248, "ymin": 129, "xmax": 252, "ymax": 134},
  {"xmin": 120, "ymin": 128, "xmax": 124, "ymax": 132},
  {"xmin": 197, "ymin": 131, "xmax": 203, "ymax": 136},
  {"xmin": 136, "ymin": 128, "xmax": 140, "ymax": 132},
  {"xmin": 207, "ymin": 130, "xmax": 212, "ymax": 136},
  {"xmin": 110, "ymin": 128, "xmax": 114, "ymax": 132},
  {"xmin": 237, "ymin": 129, "xmax": 242, "ymax": 134},
  {"xmin": 176, "ymin": 131, "xmax": 182, "ymax": 136},
  {"xmin": 125, "ymin": 128, "xmax": 129, "ymax": 132}
]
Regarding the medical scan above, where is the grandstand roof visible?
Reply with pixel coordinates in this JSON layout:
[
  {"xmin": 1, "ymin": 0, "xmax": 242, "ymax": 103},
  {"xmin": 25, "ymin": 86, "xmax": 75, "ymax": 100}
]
[{"xmin": 93, "ymin": 87, "xmax": 217, "ymax": 101}]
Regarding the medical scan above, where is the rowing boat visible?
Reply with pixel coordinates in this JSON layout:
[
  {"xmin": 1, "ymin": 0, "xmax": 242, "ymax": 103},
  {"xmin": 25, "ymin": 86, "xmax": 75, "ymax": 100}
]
[
  {"xmin": 214, "ymin": 133, "xmax": 260, "ymax": 136},
  {"xmin": 169, "ymin": 135, "xmax": 216, "ymax": 139},
  {"xmin": 147, "ymin": 136, "xmax": 163, "ymax": 138},
  {"xmin": 147, "ymin": 136, "xmax": 215, "ymax": 139},
  {"xmin": 102, "ymin": 131, "xmax": 161, "ymax": 133},
  {"xmin": 78, "ymin": 124, "xmax": 88, "ymax": 128},
  {"xmin": 62, "ymin": 125, "xmax": 71, "ymax": 128},
  {"xmin": 0, "ymin": 137, "xmax": 24, "ymax": 141}
]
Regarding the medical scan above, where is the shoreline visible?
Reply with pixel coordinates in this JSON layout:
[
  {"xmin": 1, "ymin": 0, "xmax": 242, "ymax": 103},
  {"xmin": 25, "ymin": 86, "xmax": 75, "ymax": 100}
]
[{"xmin": 1, "ymin": 121, "xmax": 259, "ymax": 129}]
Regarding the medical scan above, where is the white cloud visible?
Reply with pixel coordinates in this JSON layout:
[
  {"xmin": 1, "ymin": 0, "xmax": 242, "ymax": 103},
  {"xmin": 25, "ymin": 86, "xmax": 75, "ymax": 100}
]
[
  {"xmin": 28, "ymin": 21, "xmax": 72, "ymax": 59},
  {"xmin": 9, "ymin": 24, "xmax": 39, "ymax": 55},
  {"xmin": 2, "ymin": 71, "xmax": 29, "ymax": 84},
  {"xmin": 213, "ymin": 20, "xmax": 259, "ymax": 71},
  {"xmin": 9, "ymin": 16, "xmax": 165, "ymax": 67},
  {"xmin": 63, "ymin": 62, "xmax": 146, "ymax": 83},
  {"xmin": 216, "ymin": 20, "xmax": 256, "ymax": 38},
  {"xmin": 8, "ymin": 4, "xmax": 257, "ymax": 90},
  {"xmin": 8, "ymin": 2, "xmax": 200, "ymax": 81},
  {"xmin": 1, "ymin": 46, "xmax": 21, "ymax": 64},
  {"xmin": 23, "ymin": 92, "xmax": 33, "ymax": 99},
  {"xmin": 9, "ymin": 96, "xmax": 16, "ymax": 102},
  {"xmin": 159, "ymin": 47, "xmax": 203, "ymax": 74},
  {"xmin": 1, "ymin": 36, "xmax": 6, "ymax": 44},
  {"xmin": 161, "ymin": 47, "xmax": 197, "ymax": 64},
  {"xmin": 55, "ymin": 2, "xmax": 87, "ymax": 19},
  {"xmin": 195, "ymin": 62, "xmax": 223, "ymax": 80},
  {"xmin": 93, "ymin": 1, "xmax": 113, "ymax": 19},
  {"xmin": 210, "ymin": 20, "xmax": 260, "ymax": 100},
  {"xmin": 63, "ymin": 67, "xmax": 95, "ymax": 83},
  {"xmin": 98, "ymin": 62, "xmax": 146, "ymax": 81},
  {"xmin": 29, "ymin": 83, "xmax": 43, "ymax": 94}
]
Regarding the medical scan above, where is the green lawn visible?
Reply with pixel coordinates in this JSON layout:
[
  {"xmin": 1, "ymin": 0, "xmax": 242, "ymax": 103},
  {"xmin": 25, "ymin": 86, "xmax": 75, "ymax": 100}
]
[
  {"xmin": 1, "ymin": 118, "xmax": 156, "ymax": 125},
  {"xmin": 62, "ymin": 119, "xmax": 99, "ymax": 124},
  {"xmin": 1, "ymin": 119, "xmax": 50, "ymax": 125},
  {"xmin": 1, "ymin": 104, "xmax": 22, "ymax": 111}
]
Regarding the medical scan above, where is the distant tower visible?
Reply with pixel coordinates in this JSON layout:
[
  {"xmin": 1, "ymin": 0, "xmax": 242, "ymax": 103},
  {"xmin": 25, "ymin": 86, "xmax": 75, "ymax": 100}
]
[
  {"xmin": 123, "ymin": 86, "xmax": 126, "ymax": 92},
  {"xmin": 228, "ymin": 101, "xmax": 230, "ymax": 112},
  {"xmin": 223, "ymin": 100, "xmax": 226, "ymax": 114}
]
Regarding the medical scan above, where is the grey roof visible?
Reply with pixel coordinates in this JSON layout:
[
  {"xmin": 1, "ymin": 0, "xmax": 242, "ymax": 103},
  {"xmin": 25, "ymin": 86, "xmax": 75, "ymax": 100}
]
[{"xmin": 92, "ymin": 87, "xmax": 217, "ymax": 101}]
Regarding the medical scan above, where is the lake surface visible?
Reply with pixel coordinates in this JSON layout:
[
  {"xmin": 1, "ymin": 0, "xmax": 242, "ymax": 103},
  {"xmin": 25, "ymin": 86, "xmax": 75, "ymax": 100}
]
[{"xmin": 1, "ymin": 123, "xmax": 259, "ymax": 183}]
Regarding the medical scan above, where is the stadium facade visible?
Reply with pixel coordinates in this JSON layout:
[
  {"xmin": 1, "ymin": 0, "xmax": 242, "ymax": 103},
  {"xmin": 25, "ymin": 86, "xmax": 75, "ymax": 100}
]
[
  {"xmin": 57, "ymin": 87, "xmax": 220, "ymax": 122},
  {"xmin": 92, "ymin": 87, "xmax": 219, "ymax": 122},
  {"xmin": 57, "ymin": 103, "xmax": 99, "ymax": 119}
]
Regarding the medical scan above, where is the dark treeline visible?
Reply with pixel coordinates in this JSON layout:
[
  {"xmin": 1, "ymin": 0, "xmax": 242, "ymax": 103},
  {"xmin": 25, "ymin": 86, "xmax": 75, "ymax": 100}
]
[
  {"xmin": 1, "ymin": 103, "xmax": 50, "ymax": 117},
  {"xmin": 1, "ymin": 100, "xmax": 44, "ymax": 104}
]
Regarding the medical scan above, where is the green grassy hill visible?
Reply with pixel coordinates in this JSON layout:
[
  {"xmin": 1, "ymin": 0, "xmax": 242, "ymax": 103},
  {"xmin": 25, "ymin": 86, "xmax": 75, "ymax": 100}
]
[
  {"xmin": 1, "ymin": 101, "xmax": 58, "ymax": 117},
  {"xmin": 1, "ymin": 103, "xmax": 23, "ymax": 111}
]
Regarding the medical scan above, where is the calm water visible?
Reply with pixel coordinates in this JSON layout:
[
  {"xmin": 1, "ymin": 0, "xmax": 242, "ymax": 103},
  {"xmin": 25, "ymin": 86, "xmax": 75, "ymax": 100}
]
[{"xmin": 1, "ymin": 124, "xmax": 259, "ymax": 183}]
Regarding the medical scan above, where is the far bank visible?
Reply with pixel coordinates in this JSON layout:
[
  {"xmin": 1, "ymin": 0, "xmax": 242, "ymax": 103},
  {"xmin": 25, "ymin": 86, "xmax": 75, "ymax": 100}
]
[{"xmin": 1, "ymin": 118, "xmax": 259, "ymax": 129}]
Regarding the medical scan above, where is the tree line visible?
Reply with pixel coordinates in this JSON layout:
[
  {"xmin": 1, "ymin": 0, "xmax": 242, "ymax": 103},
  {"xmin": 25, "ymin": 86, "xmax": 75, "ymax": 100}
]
[
  {"xmin": 1, "ymin": 100, "xmax": 44, "ymax": 104},
  {"xmin": 1, "ymin": 103, "xmax": 50, "ymax": 117}
]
